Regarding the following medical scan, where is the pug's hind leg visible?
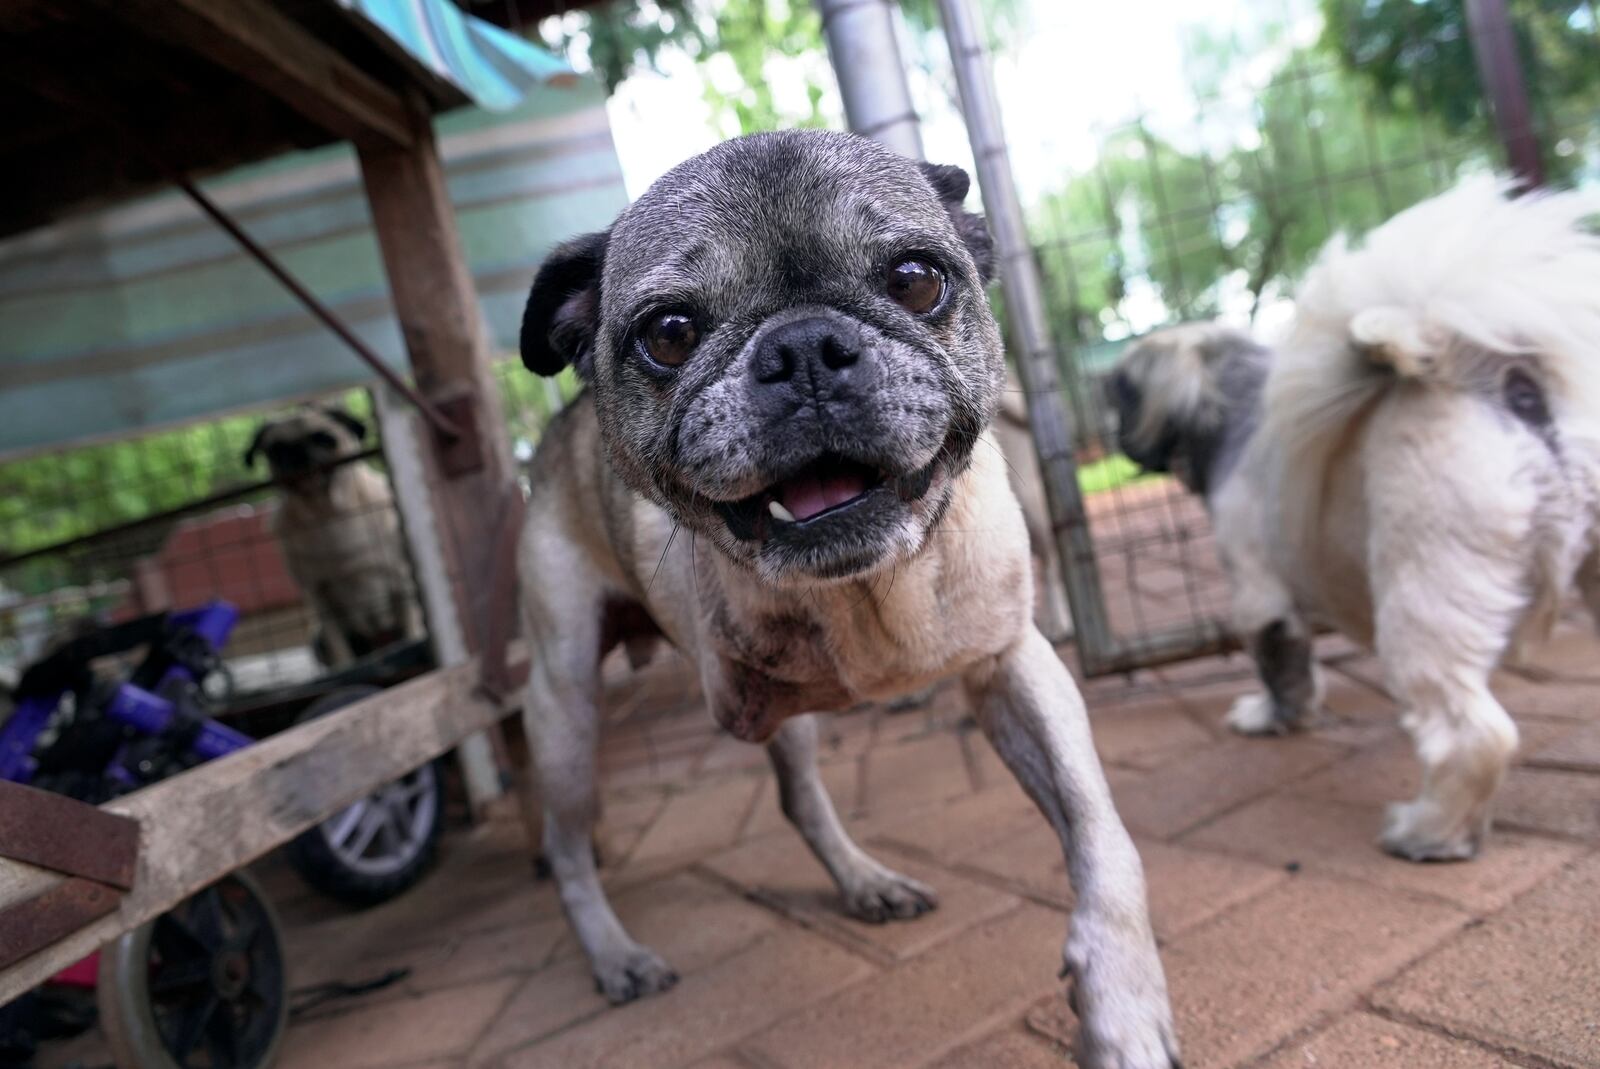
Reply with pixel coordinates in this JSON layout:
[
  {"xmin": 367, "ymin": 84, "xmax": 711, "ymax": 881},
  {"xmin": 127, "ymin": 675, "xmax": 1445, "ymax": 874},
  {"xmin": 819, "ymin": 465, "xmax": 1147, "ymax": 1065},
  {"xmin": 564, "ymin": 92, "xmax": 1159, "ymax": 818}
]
[{"xmin": 767, "ymin": 715, "xmax": 938, "ymax": 923}]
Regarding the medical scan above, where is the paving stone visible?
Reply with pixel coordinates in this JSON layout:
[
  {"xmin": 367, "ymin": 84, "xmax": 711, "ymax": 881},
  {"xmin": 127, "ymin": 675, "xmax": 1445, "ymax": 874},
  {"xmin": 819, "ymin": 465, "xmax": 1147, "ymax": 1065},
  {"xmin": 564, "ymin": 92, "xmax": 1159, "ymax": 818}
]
[
  {"xmin": 628, "ymin": 774, "xmax": 764, "ymax": 864},
  {"xmin": 960, "ymin": 823, "xmax": 1285, "ymax": 938},
  {"xmin": 929, "ymin": 1026, "xmax": 1074, "ymax": 1068},
  {"xmin": 814, "ymin": 707, "xmax": 881, "ymax": 761},
  {"xmin": 1374, "ymin": 854, "xmax": 1600, "ymax": 1068},
  {"xmin": 500, "ymin": 930, "xmax": 871, "ymax": 1069},
  {"xmin": 697, "ymin": 731, "xmax": 772, "ymax": 774},
  {"xmin": 741, "ymin": 906, "xmax": 1066, "ymax": 1069},
  {"xmin": 1495, "ymin": 766, "xmax": 1600, "ymax": 841},
  {"xmin": 277, "ymin": 976, "xmax": 519, "ymax": 1069},
  {"xmin": 862, "ymin": 732, "xmax": 980, "ymax": 813},
  {"xmin": 701, "ymin": 835, "xmax": 1017, "ymax": 962},
  {"xmin": 1526, "ymin": 720, "xmax": 1600, "ymax": 773},
  {"xmin": 1083, "ymin": 694, "xmax": 1217, "ymax": 771},
  {"xmin": 1156, "ymin": 875, "xmax": 1466, "ymax": 1069},
  {"xmin": 292, "ymin": 917, "xmax": 570, "ymax": 1022},
  {"xmin": 866, "ymin": 778, "xmax": 1044, "ymax": 863},
  {"xmin": 1508, "ymin": 622, "xmax": 1600, "ymax": 681},
  {"xmin": 475, "ymin": 872, "xmax": 782, "ymax": 1062},
  {"xmin": 1185, "ymin": 792, "xmax": 1581, "ymax": 912},
  {"xmin": 1109, "ymin": 736, "xmax": 1348, "ymax": 840},
  {"xmin": 1256, "ymin": 1013, "xmax": 1520, "ymax": 1068},
  {"xmin": 1176, "ymin": 669, "xmax": 1400, "ymax": 750},
  {"xmin": 1490, "ymin": 670, "xmax": 1600, "ymax": 722},
  {"xmin": 1293, "ymin": 718, "xmax": 1574, "ymax": 810}
]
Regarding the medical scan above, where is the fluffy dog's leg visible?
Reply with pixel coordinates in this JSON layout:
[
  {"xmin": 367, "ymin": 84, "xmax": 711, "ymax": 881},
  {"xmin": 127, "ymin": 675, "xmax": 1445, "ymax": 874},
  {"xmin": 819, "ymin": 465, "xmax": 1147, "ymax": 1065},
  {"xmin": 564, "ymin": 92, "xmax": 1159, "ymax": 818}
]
[
  {"xmin": 523, "ymin": 640, "xmax": 677, "ymax": 1003},
  {"xmin": 1222, "ymin": 539, "xmax": 1322, "ymax": 735},
  {"xmin": 767, "ymin": 715, "xmax": 938, "ymax": 922},
  {"xmin": 1229, "ymin": 616, "xmax": 1324, "ymax": 735},
  {"xmin": 1379, "ymin": 666, "xmax": 1517, "ymax": 862},
  {"xmin": 964, "ymin": 628, "xmax": 1179, "ymax": 1069},
  {"xmin": 1374, "ymin": 557, "xmax": 1521, "ymax": 862},
  {"xmin": 1579, "ymin": 549, "xmax": 1600, "ymax": 633}
]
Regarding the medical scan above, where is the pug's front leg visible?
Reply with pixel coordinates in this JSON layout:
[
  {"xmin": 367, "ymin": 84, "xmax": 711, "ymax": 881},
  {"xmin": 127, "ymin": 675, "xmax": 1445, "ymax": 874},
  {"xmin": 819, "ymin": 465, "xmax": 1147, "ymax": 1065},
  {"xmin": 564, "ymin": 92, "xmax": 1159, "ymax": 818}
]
[
  {"xmin": 768, "ymin": 715, "xmax": 938, "ymax": 923},
  {"xmin": 964, "ymin": 628, "xmax": 1180, "ymax": 1069}
]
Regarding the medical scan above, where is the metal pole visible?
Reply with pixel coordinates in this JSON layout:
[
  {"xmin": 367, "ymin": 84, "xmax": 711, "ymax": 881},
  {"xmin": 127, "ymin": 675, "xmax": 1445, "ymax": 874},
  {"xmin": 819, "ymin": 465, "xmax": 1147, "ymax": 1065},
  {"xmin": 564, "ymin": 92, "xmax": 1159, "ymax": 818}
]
[
  {"xmin": 815, "ymin": 0, "xmax": 925, "ymax": 159},
  {"xmin": 935, "ymin": 0, "xmax": 1117, "ymax": 670},
  {"xmin": 1465, "ymin": 0, "xmax": 1544, "ymax": 187}
]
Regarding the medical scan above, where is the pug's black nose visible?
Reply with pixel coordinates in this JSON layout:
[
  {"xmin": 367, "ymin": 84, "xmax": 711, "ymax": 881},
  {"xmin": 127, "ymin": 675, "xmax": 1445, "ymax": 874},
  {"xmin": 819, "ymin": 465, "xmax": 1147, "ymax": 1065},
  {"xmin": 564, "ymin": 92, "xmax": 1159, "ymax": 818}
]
[{"xmin": 753, "ymin": 315, "xmax": 862, "ymax": 385}]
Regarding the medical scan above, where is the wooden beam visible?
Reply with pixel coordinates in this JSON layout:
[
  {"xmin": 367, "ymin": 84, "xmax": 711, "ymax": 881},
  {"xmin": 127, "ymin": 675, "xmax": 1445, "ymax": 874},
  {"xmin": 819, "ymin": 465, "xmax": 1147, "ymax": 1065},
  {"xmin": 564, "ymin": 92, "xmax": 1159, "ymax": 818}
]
[
  {"xmin": 106, "ymin": 0, "xmax": 413, "ymax": 150},
  {"xmin": 0, "ymin": 654, "xmax": 524, "ymax": 1003},
  {"xmin": 358, "ymin": 101, "xmax": 520, "ymax": 813}
]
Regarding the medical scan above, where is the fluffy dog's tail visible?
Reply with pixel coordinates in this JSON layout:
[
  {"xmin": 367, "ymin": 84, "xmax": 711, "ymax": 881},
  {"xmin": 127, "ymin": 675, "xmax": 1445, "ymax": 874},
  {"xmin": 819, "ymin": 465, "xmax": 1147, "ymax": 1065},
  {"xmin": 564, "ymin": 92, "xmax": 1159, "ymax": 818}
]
[{"xmin": 1265, "ymin": 177, "xmax": 1600, "ymax": 555}]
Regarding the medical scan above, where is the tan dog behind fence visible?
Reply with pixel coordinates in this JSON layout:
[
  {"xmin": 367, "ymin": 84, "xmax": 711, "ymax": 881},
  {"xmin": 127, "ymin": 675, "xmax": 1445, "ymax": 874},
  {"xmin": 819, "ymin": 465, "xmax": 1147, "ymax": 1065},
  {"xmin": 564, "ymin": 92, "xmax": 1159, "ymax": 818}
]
[{"xmin": 245, "ymin": 406, "xmax": 423, "ymax": 668}]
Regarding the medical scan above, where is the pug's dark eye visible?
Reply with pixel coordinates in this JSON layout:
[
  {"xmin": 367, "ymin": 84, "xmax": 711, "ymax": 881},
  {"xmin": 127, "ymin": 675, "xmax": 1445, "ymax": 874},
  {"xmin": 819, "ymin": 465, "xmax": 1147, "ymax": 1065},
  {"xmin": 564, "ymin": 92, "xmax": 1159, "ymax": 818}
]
[
  {"xmin": 642, "ymin": 312, "xmax": 700, "ymax": 368},
  {"xmin": 886, "ymin": 259, "xmax": 944, "ymax": 314}
]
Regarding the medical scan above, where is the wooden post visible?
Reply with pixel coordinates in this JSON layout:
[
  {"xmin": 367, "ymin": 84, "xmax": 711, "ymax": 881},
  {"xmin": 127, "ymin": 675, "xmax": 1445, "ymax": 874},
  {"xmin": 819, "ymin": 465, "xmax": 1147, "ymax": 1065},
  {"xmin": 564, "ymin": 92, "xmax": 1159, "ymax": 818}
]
[{"xmin": 357, "ymin": 99, "xmax": 516, "ymax": 813}]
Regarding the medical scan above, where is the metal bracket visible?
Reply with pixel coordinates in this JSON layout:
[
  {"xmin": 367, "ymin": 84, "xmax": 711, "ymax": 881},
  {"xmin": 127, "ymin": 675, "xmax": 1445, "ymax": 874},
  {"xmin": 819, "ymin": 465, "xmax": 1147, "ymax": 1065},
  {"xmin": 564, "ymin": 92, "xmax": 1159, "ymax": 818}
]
[
  {"xmin": 0, "ymin": 781, "xmax": 139, "ymax": 970},
  {"xmin": 433, "ymin": 392, "xmax": 486, "ymax": 477}
]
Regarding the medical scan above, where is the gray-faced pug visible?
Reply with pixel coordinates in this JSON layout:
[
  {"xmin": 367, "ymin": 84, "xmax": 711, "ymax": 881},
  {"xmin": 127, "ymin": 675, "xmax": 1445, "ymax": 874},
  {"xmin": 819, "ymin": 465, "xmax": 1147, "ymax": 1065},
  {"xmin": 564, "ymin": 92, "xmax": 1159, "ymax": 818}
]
[
  {"xmin": 245, "ymin": 406, "xmax": 422, "ymax": 667},
  {"xmin": 516, "ymin": 130, "xmax": 1178, "ymax": 1068}
]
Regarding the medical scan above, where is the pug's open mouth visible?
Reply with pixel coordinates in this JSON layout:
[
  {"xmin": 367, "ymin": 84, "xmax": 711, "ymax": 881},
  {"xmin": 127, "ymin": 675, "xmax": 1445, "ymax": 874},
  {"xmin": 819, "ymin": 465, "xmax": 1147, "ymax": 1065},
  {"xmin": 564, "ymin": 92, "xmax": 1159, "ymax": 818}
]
[{"xmin": 713, "ymin": 451, "xmax": 941, "ymax": 543}]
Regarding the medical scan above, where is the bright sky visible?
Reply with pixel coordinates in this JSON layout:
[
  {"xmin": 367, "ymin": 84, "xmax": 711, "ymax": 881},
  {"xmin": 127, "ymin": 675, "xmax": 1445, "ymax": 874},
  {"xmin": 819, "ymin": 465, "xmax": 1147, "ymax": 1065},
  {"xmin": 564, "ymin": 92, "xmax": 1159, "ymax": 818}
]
[
  {"xmin": 598, "ymin": 0, "xmax": 1319, "ymax": 201},
  {"xmin": 576, "ymin": 0, "xmax": 1320, "ymax": 335}
]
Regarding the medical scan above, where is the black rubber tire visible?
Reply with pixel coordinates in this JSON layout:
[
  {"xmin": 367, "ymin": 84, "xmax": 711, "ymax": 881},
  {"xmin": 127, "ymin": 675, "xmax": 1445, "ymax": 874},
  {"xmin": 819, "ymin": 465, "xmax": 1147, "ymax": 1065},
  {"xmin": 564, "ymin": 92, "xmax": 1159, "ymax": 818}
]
[
  {"xmin": 283, "ymin": 685, "xmax": 445, "ymax": 907},
  {"xmin": 98, "ymin": 871, "xmax": 288, "ymax": 1069}
]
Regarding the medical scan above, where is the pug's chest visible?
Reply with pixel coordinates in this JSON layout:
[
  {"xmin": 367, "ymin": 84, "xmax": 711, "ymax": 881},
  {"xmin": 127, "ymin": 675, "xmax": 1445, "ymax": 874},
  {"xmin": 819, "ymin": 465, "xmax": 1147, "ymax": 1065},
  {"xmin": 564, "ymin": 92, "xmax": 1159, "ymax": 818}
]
[{"xmin": 701, "ymin": 569, "xmax": 1017, "ymax": 708}]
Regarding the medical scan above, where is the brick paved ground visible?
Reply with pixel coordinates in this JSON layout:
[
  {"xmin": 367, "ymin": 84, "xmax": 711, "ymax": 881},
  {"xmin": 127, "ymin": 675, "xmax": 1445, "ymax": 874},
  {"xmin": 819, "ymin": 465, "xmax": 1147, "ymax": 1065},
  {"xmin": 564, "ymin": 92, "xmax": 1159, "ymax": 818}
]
[{"xmin": 34, "ymin": 536, "xmax": 1599, "ymax": 1067}]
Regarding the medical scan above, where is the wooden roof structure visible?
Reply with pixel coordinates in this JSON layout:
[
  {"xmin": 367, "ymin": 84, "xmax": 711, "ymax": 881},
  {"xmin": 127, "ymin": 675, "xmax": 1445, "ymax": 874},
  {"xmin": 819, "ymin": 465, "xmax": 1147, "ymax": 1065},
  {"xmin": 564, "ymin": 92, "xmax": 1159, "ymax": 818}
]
[{"xmin": 0, "ymin": 0, "xmax": 601, "ymax": 238}]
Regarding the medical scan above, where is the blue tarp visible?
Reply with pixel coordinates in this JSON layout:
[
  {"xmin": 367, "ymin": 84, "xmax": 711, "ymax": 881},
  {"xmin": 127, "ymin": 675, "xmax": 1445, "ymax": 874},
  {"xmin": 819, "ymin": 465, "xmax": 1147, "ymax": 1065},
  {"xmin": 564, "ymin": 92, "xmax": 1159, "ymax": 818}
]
[{"xmin": 336, "ymin": 0, "xmax": 576, "ymax": 110}]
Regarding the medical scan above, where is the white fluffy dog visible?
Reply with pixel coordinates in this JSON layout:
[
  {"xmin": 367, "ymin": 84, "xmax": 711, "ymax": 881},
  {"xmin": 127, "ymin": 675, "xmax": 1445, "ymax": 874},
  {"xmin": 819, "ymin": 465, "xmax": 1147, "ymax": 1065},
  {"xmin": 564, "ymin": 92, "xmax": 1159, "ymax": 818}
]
[{"xmin": 1110, "ymin": 179, "xmax": 1600, "ymax": 861}]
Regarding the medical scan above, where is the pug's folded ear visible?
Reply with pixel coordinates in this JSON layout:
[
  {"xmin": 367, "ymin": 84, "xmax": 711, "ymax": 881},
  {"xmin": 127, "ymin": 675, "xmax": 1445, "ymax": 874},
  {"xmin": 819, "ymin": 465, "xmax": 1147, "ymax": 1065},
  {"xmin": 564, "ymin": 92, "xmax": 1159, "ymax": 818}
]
[
  {"xmin": 244, "ymin": 426, "xmax": 270, "ymax": 469},
  {"xmin": 323, "ymin": 407, "xmax": 368, "ymax": 442},
  {"xmin": 521, "ymin": 230, "xmax": 609, "ymax": 378},
  {"xmin": 917, "ymin": 162, "xmax": 995, "ymax": 284}
]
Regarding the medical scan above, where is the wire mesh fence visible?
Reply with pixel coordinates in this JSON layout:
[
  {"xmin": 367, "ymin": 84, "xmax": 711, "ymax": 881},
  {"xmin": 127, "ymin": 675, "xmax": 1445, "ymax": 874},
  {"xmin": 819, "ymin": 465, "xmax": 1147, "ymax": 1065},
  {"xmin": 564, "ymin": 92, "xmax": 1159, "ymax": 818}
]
[
  {"xmin": 997, "ymin": 0, "xmax": 1600, "ymax": 674},
  {"xmin": 0, "ymin": 392, "xmax": 427, "ymax": 704}
]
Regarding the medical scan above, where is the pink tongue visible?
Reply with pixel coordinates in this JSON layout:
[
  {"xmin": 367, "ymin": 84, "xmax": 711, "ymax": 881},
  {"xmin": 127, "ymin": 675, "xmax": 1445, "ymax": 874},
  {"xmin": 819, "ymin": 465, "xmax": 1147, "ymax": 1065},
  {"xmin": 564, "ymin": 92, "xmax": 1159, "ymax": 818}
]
[{"xmin": 778, "ymin": 469, "xmax": 868, "ymax": 521}]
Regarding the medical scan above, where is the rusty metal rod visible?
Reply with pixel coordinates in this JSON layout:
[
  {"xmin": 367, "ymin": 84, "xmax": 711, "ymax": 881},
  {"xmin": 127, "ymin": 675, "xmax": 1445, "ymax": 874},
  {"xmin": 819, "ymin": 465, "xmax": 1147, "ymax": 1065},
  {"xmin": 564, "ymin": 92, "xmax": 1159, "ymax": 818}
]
[
  {"xmin": 173, "ymin": 177, "xmax": 462, "ymax": 440},
  {"xmin": 1464, "ymin": 0, "xmax": 1545, "ymax": 187}
]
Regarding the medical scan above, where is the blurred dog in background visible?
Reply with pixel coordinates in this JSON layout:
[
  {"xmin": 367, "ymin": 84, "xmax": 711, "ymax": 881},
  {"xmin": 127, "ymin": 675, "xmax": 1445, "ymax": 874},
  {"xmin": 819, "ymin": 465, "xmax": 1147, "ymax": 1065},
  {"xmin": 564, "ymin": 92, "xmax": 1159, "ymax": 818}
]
[
  {"xmin": 246, "ymin": 406, "xmax": 423, "ymax": 667},
  {"xmin": 1110, "ymin": 179, "xmax": 1600, "ymax": 861}
]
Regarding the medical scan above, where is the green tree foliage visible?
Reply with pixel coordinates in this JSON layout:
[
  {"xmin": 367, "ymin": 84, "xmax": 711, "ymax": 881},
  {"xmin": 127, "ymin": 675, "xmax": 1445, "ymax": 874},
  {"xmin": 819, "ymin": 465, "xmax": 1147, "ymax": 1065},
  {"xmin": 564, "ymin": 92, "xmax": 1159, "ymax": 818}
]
[{"xmin": 1319, "ymin": 0, "xmax": 1600, "ymax": 182}]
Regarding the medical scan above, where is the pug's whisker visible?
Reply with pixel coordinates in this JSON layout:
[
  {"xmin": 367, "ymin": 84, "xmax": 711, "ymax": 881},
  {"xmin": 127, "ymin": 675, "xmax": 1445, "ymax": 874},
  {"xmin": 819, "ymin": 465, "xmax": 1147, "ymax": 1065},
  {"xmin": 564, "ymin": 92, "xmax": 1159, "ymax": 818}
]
[{"xmin": 648, "ymin": 522, "xmax": 680, "ymax": 596}]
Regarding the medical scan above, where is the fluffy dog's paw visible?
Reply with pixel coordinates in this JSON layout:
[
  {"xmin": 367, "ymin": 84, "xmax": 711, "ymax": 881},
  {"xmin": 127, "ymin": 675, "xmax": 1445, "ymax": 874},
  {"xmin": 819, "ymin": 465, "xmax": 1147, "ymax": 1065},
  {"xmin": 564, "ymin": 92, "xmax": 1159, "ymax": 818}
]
[
  {"xmin": 841, "ymin": 866, "xmax": 939, "ymax": 923},
  {"xmin": 593, "ymin": 945, "xmax": 679, "ymax": 1004},
  {"xmin": 1063, "ymin": 925, "xmax": 1182, "ymax": 1069},
  {"xmin": 1380, "ymin": 802, "xmax": 1481, "ymax": 863},
  {"xmin": 1224, "ymin": 693, "xmax": 1281, "ymax": 735}
]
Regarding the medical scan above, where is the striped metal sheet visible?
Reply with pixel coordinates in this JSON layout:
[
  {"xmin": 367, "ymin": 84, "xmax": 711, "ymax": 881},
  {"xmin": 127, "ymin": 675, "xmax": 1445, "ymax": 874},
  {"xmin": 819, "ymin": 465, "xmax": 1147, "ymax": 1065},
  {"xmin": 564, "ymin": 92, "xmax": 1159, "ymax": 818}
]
[
  {"xmin": 0, "ymin": 76, "xmax": 627, "ymax": 460},
  {"xmin": 336, "ymin": 0, "xmax": 577, "ymax": 111}
]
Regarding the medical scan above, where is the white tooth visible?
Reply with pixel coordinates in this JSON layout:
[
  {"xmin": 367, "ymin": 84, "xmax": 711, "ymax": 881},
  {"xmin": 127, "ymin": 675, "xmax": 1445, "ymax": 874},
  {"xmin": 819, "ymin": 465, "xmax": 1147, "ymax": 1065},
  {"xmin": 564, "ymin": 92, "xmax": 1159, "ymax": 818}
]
[{"xmin": 768, "ymin": 500, "xmax": 796, "ymax": 523}]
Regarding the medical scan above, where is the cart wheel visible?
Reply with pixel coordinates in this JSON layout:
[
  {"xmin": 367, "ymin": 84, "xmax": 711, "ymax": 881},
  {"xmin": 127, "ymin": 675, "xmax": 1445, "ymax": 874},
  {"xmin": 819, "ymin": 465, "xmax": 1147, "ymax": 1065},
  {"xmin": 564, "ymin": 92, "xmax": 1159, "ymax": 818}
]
[
  {"xmin": 98, "ymin": 871, "xmax": 287, "ymax": 1069},
  {"xmin": 285, "ymin": 686, "xmax": 445, "ymax": 907}
]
